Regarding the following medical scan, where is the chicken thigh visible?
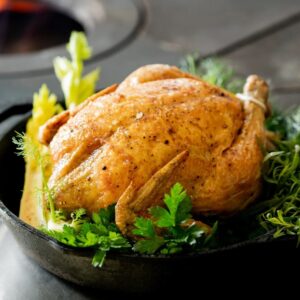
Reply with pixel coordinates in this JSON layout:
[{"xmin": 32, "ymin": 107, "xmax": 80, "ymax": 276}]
[{"xmin": 39, "ymin": 64, "xmax": 269, "ymax": 234}]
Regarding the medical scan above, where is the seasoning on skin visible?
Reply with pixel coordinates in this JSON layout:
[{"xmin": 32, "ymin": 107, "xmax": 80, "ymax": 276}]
[{"xmin": 136, "ymin": 112, "xmax": 144, "ymax": 120}]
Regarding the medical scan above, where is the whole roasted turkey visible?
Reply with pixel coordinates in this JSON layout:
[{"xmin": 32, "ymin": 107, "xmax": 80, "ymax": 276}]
[{"xmin": 39, "ymin": 64, "xmax": 269, "ymax": 234}]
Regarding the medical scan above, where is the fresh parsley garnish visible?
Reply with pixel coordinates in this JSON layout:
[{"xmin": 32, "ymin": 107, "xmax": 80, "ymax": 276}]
[
  {"xmin": 42, "ymin": 206, "xmax": 131, "ymax": 268},
  {"xmin": 150, "ymin": 182, "xmax": 192, "ymax": 227},
  {"xmin": 41, "ymin": 184, "xmax": 215, "ymax": 267},
  {"xmin": 132, "ymin": 218, "xmax": 165, "ymax": 254},
  {"xmin": 132, "ymin": 183, "xmax": 214, "ymax": 255}
]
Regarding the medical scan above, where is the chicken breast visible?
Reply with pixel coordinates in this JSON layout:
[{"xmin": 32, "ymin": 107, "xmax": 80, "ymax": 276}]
[{"xmin": 39, "ymin": 64, "xmax": 269, "ymax": 233}]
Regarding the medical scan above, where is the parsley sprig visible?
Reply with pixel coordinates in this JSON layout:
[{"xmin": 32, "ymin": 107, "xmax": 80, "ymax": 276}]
[
  {"xmin": 41, "ymin": 183, "xmax": 215, "ymax": 267},
  {"xmin": 42, "ymin": 206, "xmax": 131, "ymax": 267},
  {"xmin": 133, "ymin": 183, "xmax": 213, "ymax": 255}
]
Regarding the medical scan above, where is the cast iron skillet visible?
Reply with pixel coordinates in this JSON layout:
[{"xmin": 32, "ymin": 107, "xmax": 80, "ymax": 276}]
[{"xmin": 0, "ymin": 104, "xmax": 298, "ymax": 292}]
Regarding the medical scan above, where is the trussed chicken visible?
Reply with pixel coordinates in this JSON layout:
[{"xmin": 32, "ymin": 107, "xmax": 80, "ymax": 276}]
[{"xmin": 39, "ymin": 64, "xmax": 269, "ymax": 235}]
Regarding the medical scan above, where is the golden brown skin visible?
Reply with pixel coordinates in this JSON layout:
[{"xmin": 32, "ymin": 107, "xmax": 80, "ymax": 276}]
[{"xmin": 39, "ymin": 64, "xmax": 269, "ymax": 233}]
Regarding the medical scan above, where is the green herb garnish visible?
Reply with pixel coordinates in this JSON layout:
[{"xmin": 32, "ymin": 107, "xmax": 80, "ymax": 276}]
[
  {"xmin": 254, "ymin": 105, "xmax": 300, "ymax": 244},
  {"xmin": 40, "ymin": 183, "xmax": 214, "ymax": 267},
  {"xmin": 133, "ymin": 183, "xmax": 214, "ymax": 255},
  {"xmin": 42, "ymin": 206, "xmax": 131, "ymax": 268},
  {"xmin": 258, "ymin": 108, "xmax": 300, "ymax": 243},
  {"xmin": 180, "ymin": 53, "xmax": 244, "ymax": 93}
]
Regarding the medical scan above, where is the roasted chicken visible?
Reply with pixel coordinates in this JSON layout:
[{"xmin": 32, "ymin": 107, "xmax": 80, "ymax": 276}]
[{"xmin": 39, "ymin": 64, "xmax": 269, "ymax": 234}]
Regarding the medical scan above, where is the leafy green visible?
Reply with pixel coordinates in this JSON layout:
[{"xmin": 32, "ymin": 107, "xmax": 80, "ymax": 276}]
[
  {"xmin": 259, "ymin": 141, "xmax": 300, "ymax": 243},
  {"xmin": 258, "ymin": 107, "xmax": 300, "ymax": 244},
  {"xmin": 180, "ymin": 53, "xmax": 244, "ymax": 93},
  {"xmin": 266, "ymin": 106, "xmax": 300, "ymax": 140},
  {"xmin": 149, "ymin": 183, "xmax": 192, "ymax": 227},
  {"xmin": 265, "ymin": 109, "xmax": 289, "ymax": 139},
  {"xmin": 133, "ymin": 217, "xmax": 157, "ymax": 238},
  {"xmin": 42, "ymin": 184, "xmax": 214, "ymax": 263},
  {"xmin": 132, "ymin": 183, "xmax": 214, "ymax": 255},
  {"xmin": 69, "ymin": 208, "xmax": 89, "ymax": 230},
  {"xmin": 92, "ymin": 250, "xmax": 107, "ymax": 268},
  {"xmin": 53, "ymin": 31, "xmax": 100, "ymax": 108},
  {"xmin": 42, "ymin": 206, "xmax": 131, "ymax": 267}
]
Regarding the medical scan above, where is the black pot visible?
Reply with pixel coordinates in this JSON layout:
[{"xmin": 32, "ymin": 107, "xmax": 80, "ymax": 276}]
[{"xmin": 0, "ymin": 104, "xmax": 298, "ymax": 293}]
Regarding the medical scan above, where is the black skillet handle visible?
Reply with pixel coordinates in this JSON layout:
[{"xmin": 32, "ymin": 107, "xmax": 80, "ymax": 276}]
[{"xmin": 0, "ymin": 103, "xmax": 32, "ymax": 124}]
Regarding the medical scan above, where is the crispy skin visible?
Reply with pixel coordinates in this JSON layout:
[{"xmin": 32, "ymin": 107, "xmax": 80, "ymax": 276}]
[{"xmin": 40, "ymin": 64, "xmax": 268, "ymax": 223}]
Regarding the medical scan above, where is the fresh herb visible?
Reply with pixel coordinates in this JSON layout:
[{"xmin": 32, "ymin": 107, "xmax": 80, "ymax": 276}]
[
  {"xmin": 258, "ymin": 107, "xmax": 300, "ymax": 244},
  {"xmin": 12, "ymin": 132, "xmax": 38, "ymax": 162},
  {"xmin": 53, "ymin": 31, "xmax": 100, "ymax": 108},
  {"xmin": 40, "ymin": 183, "xmax": 215, "ymax": 267},
  {"xmin": 132, "ymin": 218, "xmax": 165, "ymax": 254},
  {"xmin": 42, "ymin": 206, "xmax": 131, "ymax": 268},
  {"xmin": 259, "ymin": 142, "xmax": 300, "ymax": 242},
  {"xmin": 180, "ymin": 53, "xmax": 244, "ymax": 93},
  {"xmin": 132, "ymin": 183, "xmax": 214, "ymax": 255},
  {"xmin": 265, "ymin": 106, "xmax": 300, "ymax": 140}
]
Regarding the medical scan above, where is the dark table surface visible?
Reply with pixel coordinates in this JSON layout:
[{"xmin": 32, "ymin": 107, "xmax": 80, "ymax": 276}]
[{"xmin": 0, "ymin": 0, "xmax": 300, "ymax": 299}]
